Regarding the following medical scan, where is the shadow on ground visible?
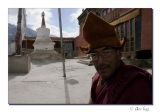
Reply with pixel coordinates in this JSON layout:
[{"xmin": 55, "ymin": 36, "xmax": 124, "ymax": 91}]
[
  {"xmin": 63, "ymin": 77, "xmax": 70, "ymax": 104},
  {"xmin": 31, "ymin": 59, "xmax": 62, "ymax": 67},
  {"xmin": 8, "ymin": 73, "xmax": 27, "ymax": 81},
  {"xmin": 66, "ymin": 79, "xmax": 79, "ymax": 85},
  {"xmin": 63, "ymin": 78, "xmax": 79, "ymax": 104}
]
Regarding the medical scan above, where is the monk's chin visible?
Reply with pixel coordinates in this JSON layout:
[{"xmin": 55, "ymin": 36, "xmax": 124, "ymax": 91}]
[{"xmin": 99, "ymin": 71, "xmax": 112, "ymax": 80}]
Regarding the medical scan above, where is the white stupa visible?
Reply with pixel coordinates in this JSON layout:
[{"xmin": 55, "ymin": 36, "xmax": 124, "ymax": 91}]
[{"xmin": 31, "ymin": 12, "xmax": 61, "ymax": 60}]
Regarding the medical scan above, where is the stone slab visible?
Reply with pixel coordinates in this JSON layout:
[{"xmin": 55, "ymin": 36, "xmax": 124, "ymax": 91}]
[{"xmin": 8, "ymin": 55, "xmax": 31, "ymax": 73}]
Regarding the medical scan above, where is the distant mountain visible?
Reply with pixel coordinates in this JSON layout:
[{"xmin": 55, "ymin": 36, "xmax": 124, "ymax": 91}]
[
  {"xmin": 25, "ymin": 26, "xmax": 37, "ymax": 37},
  {"xmin": 8, "ymin": 23, "xmax": 37, "ymax": 41},
  {"xmin": 8, "ymin": 24, "xmax": 59, "ymax": 42},
  {"xmin": 8, "ymin": 23, "xmax": 17, "ymax": 41}
]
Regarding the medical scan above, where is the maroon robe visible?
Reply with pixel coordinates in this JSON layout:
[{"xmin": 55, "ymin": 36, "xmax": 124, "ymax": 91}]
[{"xmin": 91, "ymin": 61, "xmax": 152, "ymax": 104}]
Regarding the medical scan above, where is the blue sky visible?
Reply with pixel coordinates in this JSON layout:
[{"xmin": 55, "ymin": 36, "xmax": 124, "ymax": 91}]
[{"xmin": 8, "ymin": 8, "xmax": 83, "ymax": 37}]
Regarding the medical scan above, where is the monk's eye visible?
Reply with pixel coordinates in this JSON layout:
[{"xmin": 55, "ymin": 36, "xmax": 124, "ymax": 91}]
[{"xmin": 103, "ymin": 50, "xmax": 113, "ymax": 54}]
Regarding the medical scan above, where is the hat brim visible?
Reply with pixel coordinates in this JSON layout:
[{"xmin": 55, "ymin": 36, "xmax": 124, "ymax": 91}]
[
  {"xmin": 80, "ymin": 38, "xmax": 126, "ymax": 54},
  {"xmin": 79, "ymin": 46, "xmax": 91, "ymax": 54}
]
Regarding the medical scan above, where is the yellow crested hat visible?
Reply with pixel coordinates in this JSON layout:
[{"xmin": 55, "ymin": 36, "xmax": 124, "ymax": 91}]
[{"xmin": 80, "ymin": 12, "xmax": 125, "ymax": 53}]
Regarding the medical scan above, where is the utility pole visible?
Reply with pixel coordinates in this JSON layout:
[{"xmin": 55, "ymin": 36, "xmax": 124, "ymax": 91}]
[
  {"xmin": 58, "ymin": 8, "xmax": 66, "ymax": 77},
  {"xmin": 15, "ymin": 8, "xmax": 22, "ymax": 55}
]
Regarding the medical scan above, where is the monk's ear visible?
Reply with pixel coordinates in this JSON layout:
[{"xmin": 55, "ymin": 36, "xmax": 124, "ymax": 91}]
[{"xmin": 116, "ymin": 49, "xmax": 122, "ymax": 59}]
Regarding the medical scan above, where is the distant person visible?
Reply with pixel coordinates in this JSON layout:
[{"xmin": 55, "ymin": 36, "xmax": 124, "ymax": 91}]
[{"xmin": 80, "ymin": 12, "xmax": 152, "ymax": 104}]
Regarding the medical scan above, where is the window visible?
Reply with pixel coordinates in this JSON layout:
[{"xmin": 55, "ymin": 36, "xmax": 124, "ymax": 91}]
[
  {"xmin": 111, "ymin": 8, "xmax": 115, "ymax": 11},
  {"xmin": 120, "ymin": 23, "xmax": 124, "ymax": 38},
  {"xmin": 135, "ymin": 15, "xmax": 141, "ymax": 51},
  {"xmin": 100, "ymin": 9, "xmax": 107, "ymax": 17},
  {"xmin": 130, "ymin": 18, "xmax": 135, "ymax": 51},
  {"xmin": 107, "ymin": 9, "xmax": 111, "ymax": 13},
  {"xmin": 122, "ymin": 21, "xmax": 130, "ymax": 52},
  {"xmin": 130, "ymin": 18, "xmax": 135, "ymax": 37},
  {"xmin": 130, "ymin": 37, "xmax": 134, "ymax": 51},
  {"xmin": 125, "ymin": 42, "xmax": 129, "ymax": 52},
  {"xmin": 124, "ymin": 39, "xmax": 129, "ymax": 52},
  {"xmin": 115, "ymin": 25, "xmax": 121, "ymax": 38}
]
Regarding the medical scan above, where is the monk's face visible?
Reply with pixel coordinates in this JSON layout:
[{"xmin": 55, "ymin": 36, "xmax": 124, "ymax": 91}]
[{"xmin": 90, "ymin": 47, "xmax": 121, "ymax": 80}]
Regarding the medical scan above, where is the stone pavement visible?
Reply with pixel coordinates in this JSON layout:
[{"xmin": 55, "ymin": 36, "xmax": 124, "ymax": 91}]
[
  {"xmin": 8, "ymin": 59, "xmax": 96, "ymax": 104},
  {"xmin": 8, "ymin": 59, "xmax": 152, "ymax": 104}
]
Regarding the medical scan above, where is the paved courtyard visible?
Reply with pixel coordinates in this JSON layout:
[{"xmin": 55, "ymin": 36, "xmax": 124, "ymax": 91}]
[
  {"xmin": 8, "ymin": 59, "xmax": 96, "ymax": 104},
  {"xmin": 8, "ymin": 59, "xmax": 152, "ymax": 104}
]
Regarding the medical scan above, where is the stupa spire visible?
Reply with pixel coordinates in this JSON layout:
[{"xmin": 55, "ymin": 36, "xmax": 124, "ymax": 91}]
[{"xmin": 41, "ymin": 11, "xmax": 46, "ymax": 27}]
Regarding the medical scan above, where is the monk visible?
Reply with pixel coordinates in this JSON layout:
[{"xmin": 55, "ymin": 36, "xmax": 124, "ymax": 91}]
[{"xmin": 80, "ymin": 12, "xmax": 152, "ymax": 104}]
